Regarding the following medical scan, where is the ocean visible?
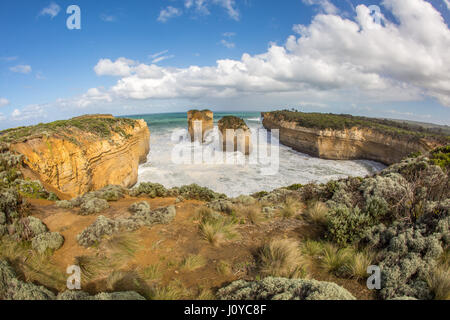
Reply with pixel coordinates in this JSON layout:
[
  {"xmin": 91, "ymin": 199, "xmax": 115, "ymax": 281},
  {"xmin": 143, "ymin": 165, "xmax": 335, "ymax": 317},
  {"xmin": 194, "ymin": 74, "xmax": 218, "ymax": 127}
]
[{"xmin": 125, "ymin": 112, "xmax": 386, "ymax": 197}]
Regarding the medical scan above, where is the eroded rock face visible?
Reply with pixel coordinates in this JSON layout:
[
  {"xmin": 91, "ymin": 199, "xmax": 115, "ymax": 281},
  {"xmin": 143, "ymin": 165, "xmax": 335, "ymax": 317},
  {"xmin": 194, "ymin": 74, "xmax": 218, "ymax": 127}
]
[
  {"xmin": 218, "ymin": 116, "xmax": 252, "ymax": 155},
  {"xmin": 187, "ymin": 110, "xmax": 214, "ymax": 142},
  {"xmin": 9, "ymin": 115, "xmax": 150, "ymax": 197},
  {"xmin": 262, "ymin": 112, "xmax": 436, "ymax": 165}
]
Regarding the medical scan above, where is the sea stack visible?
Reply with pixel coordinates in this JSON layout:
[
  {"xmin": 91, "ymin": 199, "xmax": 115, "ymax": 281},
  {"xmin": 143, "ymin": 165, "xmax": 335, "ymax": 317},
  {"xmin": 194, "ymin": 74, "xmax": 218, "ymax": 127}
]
[
  {"xmin": 187, "ymin": 110, "xmax": 214, "ymax": 142},
  {"xmin": 218, "ymin": 116, "xmax": 252, "ymax": 155}
]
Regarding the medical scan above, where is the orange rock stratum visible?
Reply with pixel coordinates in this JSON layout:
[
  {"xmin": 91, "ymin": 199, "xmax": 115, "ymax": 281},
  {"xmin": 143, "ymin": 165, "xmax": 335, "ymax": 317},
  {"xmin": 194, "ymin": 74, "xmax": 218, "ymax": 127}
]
[{"xmin": 8, "ymin": 115, "xmax": 150, "ymax": 198}]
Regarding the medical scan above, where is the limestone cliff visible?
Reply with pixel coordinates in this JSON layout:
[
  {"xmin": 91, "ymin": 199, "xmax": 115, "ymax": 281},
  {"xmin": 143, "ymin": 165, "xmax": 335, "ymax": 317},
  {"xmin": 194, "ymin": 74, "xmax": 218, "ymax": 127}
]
[
  {"xmin": 262, "ymin": 112, "xmax": 442, "ymax": 165},
  {"xmin": 187, "ymin": 110, "xmax": 214, "ymax": 142},
  {"xmin": 218, "ymin": 116, "xmax": 252, "ymax": 155},
  {"xmin": 5, "ymin": 115, "xmax": 150, "ymax": 198}
]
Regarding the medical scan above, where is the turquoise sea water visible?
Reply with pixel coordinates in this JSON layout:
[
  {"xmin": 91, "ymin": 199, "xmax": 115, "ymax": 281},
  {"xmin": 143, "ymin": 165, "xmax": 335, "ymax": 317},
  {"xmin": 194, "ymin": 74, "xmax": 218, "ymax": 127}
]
[{"xmin": 125, "ymin": 112, "xmax": 385, "ymax": 197}]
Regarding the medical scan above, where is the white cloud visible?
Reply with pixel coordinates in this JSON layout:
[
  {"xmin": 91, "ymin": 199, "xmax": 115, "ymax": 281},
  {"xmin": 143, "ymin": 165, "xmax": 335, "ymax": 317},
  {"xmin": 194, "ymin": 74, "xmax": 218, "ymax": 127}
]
[
  {"xmin": 157, "ymin": 6, "xmax": 182, "ymax": 23},
  {"xmin": 0, "ymin": 56, "xmax": 18, "ymax": 62},
  {"xmin": 0, "ymin": 98, "xmax": 9, "ymax": 107},
  {"xmin": 223, "ymin": 32, "xmax": 236, "ymax": 37},
  {"xmin": 89, "ymin": 0, "xmax": 450, "ymax": 108},
  {"xmin": 11, "ymin": 105, "xmax": 46, "ymax": 121},
  {"xmin": 220, "ymin": 39, "xmax": 235, "ymax": 48},
  {"xmin": 39, "ymin": 2, "xmax": 61, "ymax": 19},
  {"xmin": 443, "ymin": 0, "xmax": 450, "ymax": 10},
  {"xmin": 302, "ymin": 0, "xmax": 339, "ymax": 14},
  {"xmin": 100, "ymin": 14, "xmax": 116, "ymax": 22},
  {"xmin": 149, "ymin": 50, "xmax": 175, "ymax": 64},
  {"xmin": 213, "ymin": 0, "xmax": 240, "ymax": 20},
  {"xmin": 94, "ymin": 58, "xmax": 135, "ymax": 77},
  {"xmin": 184, "ymin": 0, "xmax": 239, "ymax": 20},
  {"xmin": 10, "ymin": 65, "xmax": 32, "ymax": 74}
]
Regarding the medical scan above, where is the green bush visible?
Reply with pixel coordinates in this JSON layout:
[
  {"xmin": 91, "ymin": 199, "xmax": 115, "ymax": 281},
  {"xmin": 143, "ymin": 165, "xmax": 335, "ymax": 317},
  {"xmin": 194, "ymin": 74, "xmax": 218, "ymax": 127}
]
[
  {"xmin": 31, "ymin": 232, "xmax": 64, "ymax": 254},
  {"xmin": 217, "ymin": 277, "xmax": 355, "ymax": 300},
  {"xmin": 326, "ymin": 205, "xmax": 372, "ymax": 246},
  {"xmin": 130, "ymin": 182, "xmax": 168, "ymax": 198},
  {"xmin": 363, "ymin": 201, "xmax": 449, "ymax": 300},
  {"xmin": 79, "ymin": 197, "xmax": 109, "ymax": 215},
  {"xmin": 0, "ymin": 259, "xmax": 56, "ymax": 300}
]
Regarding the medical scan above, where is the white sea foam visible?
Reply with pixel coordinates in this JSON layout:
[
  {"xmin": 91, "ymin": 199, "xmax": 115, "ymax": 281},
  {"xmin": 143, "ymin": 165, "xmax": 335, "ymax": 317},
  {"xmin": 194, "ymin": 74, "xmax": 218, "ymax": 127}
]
[{"xmin": 137, "ymin": 120, "xmax": 386, "ymax": 197}]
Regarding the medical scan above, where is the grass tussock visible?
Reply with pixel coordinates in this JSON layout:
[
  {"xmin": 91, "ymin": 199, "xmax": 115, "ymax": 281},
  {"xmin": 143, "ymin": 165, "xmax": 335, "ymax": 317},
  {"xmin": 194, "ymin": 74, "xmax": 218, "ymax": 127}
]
[
  {"xmin": 0, "ymin": 237, "xmax": 66, "ymax": 291},
  {"xmin": 279, "ymin": 197, "xmax": 302, "ymax": 219},
  {"xmin": 180, "ymin": 254, "xmax": 206, "ymax": 271},
  {"xmin": 197, "ymin": 207, "xmax": 238, "ymax": 247},
  {"xmin": 149, "ymin": 280, "xmax": 189, "ymax": 300},
  {"xmin": 258, "ymin": 239, "xmax": 308, "ymax": 279},
  {"xmin": 320, "ymin": 243, "xmax": 352, "ymax": 275},
  {"xmin": 234, "ymin": 204, "xmax": 263, "ymax": 224},
  {"xmin": 305, "ymin": 201, "xmax": 328, "ymax": 226},
  {"xmin": 426, "ymin": 266, "xmax": 450, "ymax": 300},
  {"xmin": 140, "ymin": 264, "xmax": 163, "ymax": 281},
  {"xmin": 73, "ymin": 255, "xmax": 110, "ymax": 281}
]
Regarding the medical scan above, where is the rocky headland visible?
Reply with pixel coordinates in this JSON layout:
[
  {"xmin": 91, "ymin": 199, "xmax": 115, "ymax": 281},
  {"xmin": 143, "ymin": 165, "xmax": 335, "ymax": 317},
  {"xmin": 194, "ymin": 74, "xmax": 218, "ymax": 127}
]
[
  {"xmin": 1, "ymin": 114, "xmax": 150, "ymax": 198},
  {"xmin": 262, "ymin": 111, "xmax": 448, "ymax": 165}
]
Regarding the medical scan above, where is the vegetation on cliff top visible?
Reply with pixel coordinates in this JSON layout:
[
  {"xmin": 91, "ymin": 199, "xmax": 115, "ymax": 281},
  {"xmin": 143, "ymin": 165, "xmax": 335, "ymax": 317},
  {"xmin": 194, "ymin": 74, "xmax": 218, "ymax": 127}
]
[
  {"xmin": 218, "ymin": 116, "xmax": 249, "ymax": 131},
  {"xmin": 0, "ymin": 115, "xmax": 138, "ymax": 143},
  {"xmin": 265, "ymin": 110, "xmax": 450, "ymax": 143}
]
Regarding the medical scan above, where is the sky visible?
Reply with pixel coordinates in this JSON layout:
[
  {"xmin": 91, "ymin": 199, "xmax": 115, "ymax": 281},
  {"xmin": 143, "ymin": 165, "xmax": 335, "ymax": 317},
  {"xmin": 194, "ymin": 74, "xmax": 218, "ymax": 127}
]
[{"xmin": 1, "ymin": 0, "xmax": 450, "ymax": 130}]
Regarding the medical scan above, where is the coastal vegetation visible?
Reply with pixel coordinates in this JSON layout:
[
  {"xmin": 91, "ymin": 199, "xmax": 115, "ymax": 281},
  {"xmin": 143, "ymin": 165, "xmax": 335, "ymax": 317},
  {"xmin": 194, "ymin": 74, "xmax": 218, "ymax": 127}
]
[
  {"xmin": 0, "ymin": 115, "xmax": 137, "ymax": 144},
  {"xmin": 266, "ymin": 110, "xmax": 450, "ymax": 143},
  {"xmin": 0, "ymin": 113, "xmax": 448, "ymax": 301}
]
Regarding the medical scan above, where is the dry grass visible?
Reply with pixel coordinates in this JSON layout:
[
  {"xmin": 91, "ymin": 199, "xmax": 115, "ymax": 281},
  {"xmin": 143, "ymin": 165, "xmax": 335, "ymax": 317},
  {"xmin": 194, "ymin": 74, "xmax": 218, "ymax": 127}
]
[
  {"xmin": 103, "ymin": 232, "xmax": 141, "ymax": 257},
  {"xmin": 0, "ymin": 237, "xmax": 66, "ymax": 291},
  {"xmin": 235, "ymin": 204, "xmax": 263, "ymax": 224},
  {"xmin": 258, "ymin": 238, "xmax": 308, "ymax": 279},
  {"xmin": 73, "ymin": 255, "xmax": 110, "ymax": 281},
  {"xmin": 347, "ymin": 249, "xmax": 375, "ymax": 280},
  {"xmin": 320, "ymin": 243, "xmax": 352, "ymax": 276},
  {"xmin": 301, "ymin": 239, "xmax": 324, "ymax": 257},
  {"xmin": 149, "ymin": 280, "xmax": 188, "ymax": 300},
  {"xmin": 140, "ymin": 264, "xmax": 163, "ymax": 281},
  {"xmin": 279, "ymin": 197, "xmax": 302, "ymax": 219},
  {"xmin": 305, "ymin": 201, "xmax": 328, "ymax": 226},
  {"xmin": 180, "ymin": 254, "xmax": 206, "ymax": 271},
  {"xmin": 427, "ymin": 266, "xmax": 450, "ymax": 300},
  {"xmin": 106, "ymin": 270, "xmax": 127, "ymax": 291},
  {"xmin": 198, "ymin": 208, "xmax": 238, "ymax": 247},
  {"xmin": 216, "ymin": 260, "xmax": 232, "ymax": 276}
]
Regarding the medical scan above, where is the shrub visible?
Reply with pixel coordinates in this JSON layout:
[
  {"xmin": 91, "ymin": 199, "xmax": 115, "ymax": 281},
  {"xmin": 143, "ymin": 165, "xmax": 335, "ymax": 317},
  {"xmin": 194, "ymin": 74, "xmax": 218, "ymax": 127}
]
[
  {"xmin": 79, "ymin": 197, "xmax": 109, "ymax": 215},
  {"xmin": 57, "ymin": 290, "xmax": 145, "ymax": 300},
  {"xmin": 31, "ymin": 232, "xmax": 64, "ymax": 254},
  {"xmin": 258, "ymin": 239, "xmax": 307, "ymax": 279},
  {"xmin": 129, "ymin": 201, "xmax": 151, "ymax": 213},
  {"xmin": 326, "ymin": 205, "xmax": 372, "ymax": 246},
  {"xmin": 362, "ymin": 203, "xmax": 449, "ymax": 300},
  {"xmin": 207, "ymin": 200, "xmax": 234, "ymax": 214},
  {"xmin": 179, "ymin": 184, "xmax": 226, "ymax": 201},
  {"xmin": 130, "ymin": 182, "xmax": 168, "ymax": 198},
  {"xmin": 217, "ymin": 277, "xmax": 356, "ymax": 300},
  {"xmin": 77, "ymin": 215, "xmax": 119, "ymax": 247},
  {"xmin": 0, "ymin": 259, "xmax": 56, "ymax": 300},
  {"xmin": 56, "ymin": 200, "xmax": 74, "ymax": 209},
  {"xmin": 429, "ymin": 145, "xmax": 450, "ymax": 170}
]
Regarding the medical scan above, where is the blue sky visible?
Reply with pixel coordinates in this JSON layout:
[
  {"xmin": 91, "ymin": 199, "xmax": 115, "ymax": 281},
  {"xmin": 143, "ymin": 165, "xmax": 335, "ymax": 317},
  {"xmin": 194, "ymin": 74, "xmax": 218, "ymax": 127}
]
[{"xmin": 1, "ymin": 0, "xmax": 450, "ymax": 129}]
